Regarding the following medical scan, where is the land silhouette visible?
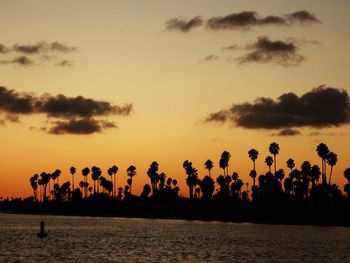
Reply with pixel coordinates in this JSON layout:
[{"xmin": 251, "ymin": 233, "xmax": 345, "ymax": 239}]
[{"xmin": 1, "ymin": 142, "xmax": 350, "ymax": 226}]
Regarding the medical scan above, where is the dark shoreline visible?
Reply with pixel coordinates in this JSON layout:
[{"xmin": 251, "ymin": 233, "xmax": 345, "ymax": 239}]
[{"xmin": 2, "ymin": 198, "xmax": 350, "ymax": 227}]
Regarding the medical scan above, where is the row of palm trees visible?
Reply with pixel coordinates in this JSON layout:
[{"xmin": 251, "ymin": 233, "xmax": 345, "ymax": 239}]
[{"xmin": 29, "ymin": 142, "xmax": 348, "ymax": 203}]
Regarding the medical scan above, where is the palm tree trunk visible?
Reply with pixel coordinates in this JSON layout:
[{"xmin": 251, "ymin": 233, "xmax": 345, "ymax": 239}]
[
  {"xmin": 113, "ymin": 174, "xmax": 116, "ymax": 197},
  {"xmin": 72, "ymin": 174, "xmax": 74, "ymax": 191},
  {"xmin": 274, "ymin": 155, "xmax": 277, "ymax": 173},
  {"xmin": 328, "ymin": 166, "xmax": 333, "ymax": 185}
]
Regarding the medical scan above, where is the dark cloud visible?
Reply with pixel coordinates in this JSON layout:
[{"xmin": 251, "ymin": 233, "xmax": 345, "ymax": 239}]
[
  {"xmin": 206, "ymin": 10, "xmax": 319, "ymax": 30},
  {"xmin": 48, "ymin": 118, "xmax": 115, "ymax": 135},
  {"xmin": 37, "ymin": 94, "xmax": 132, "ymax": 119},
  {"xmin": 0, "ymin": 86, "xmax": 132, "ymax": 134},
  {"xmin": 287, "ymin": 10, "xmax": 320, "ymax": 24},
  {"xmin": 12, "ymin": 41, "xmax": 77, "ymax": 55},
  {"xmin": 236, "ymin": 36, "xmax": 304, "ymax": 66},
  {"xmin": 205, "ymin": 86, "xmax": 350, "ymax": 130},
  {"xmin": 0, "ymin": 56, "xmax": 34, "ymax": 66},
  {"xmin": 273, "ymin": 128, "xmax": 301, "ymax": 136},
  {"xmin": 165, "ymin": 16, "xmax": 203, "ymax": 32}
]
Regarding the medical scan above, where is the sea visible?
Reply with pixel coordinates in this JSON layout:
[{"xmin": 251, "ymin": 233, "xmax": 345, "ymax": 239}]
[{"xmin": 0, "ymin": 213, "xmax": 349, "ymax": 262}]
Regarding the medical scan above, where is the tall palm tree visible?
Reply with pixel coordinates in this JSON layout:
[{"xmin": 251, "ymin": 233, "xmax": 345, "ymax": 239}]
[
  {"xmin": 111, "ymin": 165, "xmax": 118, "ymax": 197},
  {"xmin": 316, "ymin": 143, "xmax": 329, "ymax": 185},
  {"xmin": 70, "ymin": 166, "xmax": 76, "ymax": 191},
  {"xmin": 29, "ymin": 174, "xmax": 39, "ymax": 202},
  {"xmin": 204, "ymin": 159, "xmax": 214, "ymax": 177},
  {"xmin": 91, "ymin": 166, "xmax": 102, "ymax": 195},
  {"xmin": 147, "ymin": 161, "xmax": 159, "ymax": 192},
  {"xmin": 248, "ymin": 148, "xmax": 259, "ymax": 171},
  {"xmin": 219, "ymin": 151, "xmax": 231, "ymax": 176},
  {"xmin": 286, "ymin": 159, "xmax": 295, "ymax": 173},
  {"xmin": 249, "ymin": 170, "xmax": 257, "ymax": 187},
  {"xmin": 269, "ymin": 142, "xmax": 279, "ymax": 173},
  {"xmin": 265, "ymin": 156, "xmax": 273, "ymax": 173},
  {"xmin": 126, "ymin": 165, "xmax": 136, "ymax": 195},
  {"xmin": 81, "ymin": 167, "xmax": 90, "ymax": 198},
  {"xmin": 327, "ymin": 152, "xmax": 338, "ymax": 185},
  {"xmin": 183, "ymin": 160, "xmax": 198, "ymax": 199}
]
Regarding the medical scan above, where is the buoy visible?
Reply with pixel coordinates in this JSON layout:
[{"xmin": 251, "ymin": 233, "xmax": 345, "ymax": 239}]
[{"xmin": 37, "ymin": 221, "xmax": 48, "ymax": 238}]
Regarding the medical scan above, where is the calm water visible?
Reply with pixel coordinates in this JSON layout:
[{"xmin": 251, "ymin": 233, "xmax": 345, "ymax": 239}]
[{"xmin": 0, "ymin": 213, "xmax": 349, "ymax": 262}]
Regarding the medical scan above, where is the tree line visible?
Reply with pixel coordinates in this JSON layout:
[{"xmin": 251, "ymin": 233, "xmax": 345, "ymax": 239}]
[{"xmin": 27, "ymin": 142, "xmax": 350, "ymax": 205}]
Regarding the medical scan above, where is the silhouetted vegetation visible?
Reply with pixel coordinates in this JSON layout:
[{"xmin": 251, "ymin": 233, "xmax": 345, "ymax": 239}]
[{"xmin": 1, "ymin": 142, "xmax": 350, "ymax": 226}]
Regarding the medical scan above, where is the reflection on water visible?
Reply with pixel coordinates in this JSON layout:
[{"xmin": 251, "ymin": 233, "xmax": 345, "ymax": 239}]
[{"xmin": 0, "ymin": 213, "xmax": 349, "ymax": 262}]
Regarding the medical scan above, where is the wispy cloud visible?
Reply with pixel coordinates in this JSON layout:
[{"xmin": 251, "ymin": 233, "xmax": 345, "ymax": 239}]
[
  {"xmin": 0, "ymin": 41, "xmax": 78, "ymax": 67},
  {"xmin": 165, "ymin": 17, "xmax": 203, "ymax": 32},
  {"xmin": 236, "ymin": 36, "xmax": 304, "ymax": 66}
]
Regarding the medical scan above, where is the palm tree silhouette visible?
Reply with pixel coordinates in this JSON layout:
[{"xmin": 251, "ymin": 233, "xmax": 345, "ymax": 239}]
[
  {"xmin": 81, "ymin": 167, "xmax": 90, "ymax": 198},
  {"xmin": 199, "ymin": 175, "xmax": 214, "ymax": 200},
  {"xmin": 29, "ymin": 174, "xmax": 39, "ymax": 202},
  {"xmin": 183, "ymin": 160, "xmax": 198, "ymax": 199},
  {"xmin": 219, "ymin": 151, "xmax": 231, "ymax": 176},
  {"xmin": 327, "ymin": 152, "xmax": 338, "ymax": 185},
  {"xmin": 126, "ymin": 165, "xmax": 136, "ymax": 195},
  {"xmin": 147, "ymin": 161, "xmax": 159, "ymax": 192},
  {"xmin": 91, "ymin": 166, "xmax": 102, "ymax": 195},
  {"xmin": 265, "ymin": 156, "xmax": 273, "ymax": 173},
  {"xmin": 249, "ymin": 170, "xmax": 257, "ymax": 187},
  {"xmin": 316, "ymin": 143, "xmax": 329, "ymax": 185},
  {"xmin": 248, "ymin": 149, "xmax": 259, "ymax": 171},
  {"xmin": 204, "ymin": 159, "xmax": 214, "ymax": 177},
  {"xmin": 107, "ymin": 165, "xmax": 118, "ymax": 197},
  {"xmin": 286, "ymin": 159, "xmax": 295, "ymax": 173},
  {"xmin": 269, "ymin": 142, "xmax": 279, "ymax": 173},
  {"xmin": 70, "ymin": 166, "xmax": 76, "ymax": 191}
]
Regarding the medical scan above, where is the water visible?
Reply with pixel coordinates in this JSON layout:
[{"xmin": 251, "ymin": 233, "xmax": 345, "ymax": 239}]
[{"xmin": 0, "ymin": 213, "xmax": 349, "ymax": 262}]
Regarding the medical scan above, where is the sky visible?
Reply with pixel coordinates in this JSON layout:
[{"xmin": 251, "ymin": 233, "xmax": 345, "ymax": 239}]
[{"xmin": 1, "ymin": 0, "xmax": 350, "ymax": 198}]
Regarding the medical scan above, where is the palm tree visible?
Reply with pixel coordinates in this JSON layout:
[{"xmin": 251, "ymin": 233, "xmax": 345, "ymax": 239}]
[
  {"xmin": 248, "ymin": 148, "xmax": 259, "ymax": 171},
  {"xmin": 70, "ymin": 166, "xmax": 76, "ymax": 191},
  {"xmin": 29, "ymin": 174, "xmax": 39, "ymax": 202},
  {"xmin": 147, "ymin": 161, "xmax": 159, "ymax": 192},
  {"xmin": 327, "ymin": 152, "xmax": 338, "ymax": 185},
  {"xmin": 316, "ymin": 143, "xmax": 329, "ymax": 185},
  {"xmin": 269, "ymin": 142, "xmax": 279, "ymax": 173},
  {"xmin": 344, "ymin": 167, "xmax": 350, "ymax": 182},
  {"xmin": 126, "ymin": 165, "xmax": 136, "ymax": 195},
  {"xmin": 265, "ymin": 156, "xmax": 273, "ymax": 173},
  {"xmin": 199, "ymin": 175, "xmax": 214, "ymax": 200},
  {"xmin": 286, "ymin": 159, "xmax": 295, "ymax": 173},
  {"xmin": 183, "ymin": 160, "xmax": 198, "ymax": 199},
  {"xmin": 91, "ymin": 166, "xmax": 102, "ymax": 195},
  {"xmin": 249, "ymin": 170, "xmax": 257, "ymax": 187},
  {"xmin": 81, "ymin": 167, "xmax": 90, "ymax": 198},
  {"xmin": 311, "ymin": 165, "xmax": 321, "ymax": 185},
  {"xmin": 111, "ymin": 165, "xmax": 118, "ymax": 197},
  {"xmin": 204, "ymin": 159, "xmax": 214, "ymax": 177},
  {"xmin": 219, "ymin": 151, "xmax": 231, "ymax": 176}
]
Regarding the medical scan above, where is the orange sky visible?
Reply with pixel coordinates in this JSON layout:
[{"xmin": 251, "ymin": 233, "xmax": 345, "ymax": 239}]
[{"xmin": 0, "ymin": 1, "xmax": 349, "ymax": 198}]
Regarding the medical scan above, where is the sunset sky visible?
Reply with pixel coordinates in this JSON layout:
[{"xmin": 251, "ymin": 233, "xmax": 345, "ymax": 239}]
[{"xmin": 1, "ymin": 0, "xmax": 350, "ymax": 198}]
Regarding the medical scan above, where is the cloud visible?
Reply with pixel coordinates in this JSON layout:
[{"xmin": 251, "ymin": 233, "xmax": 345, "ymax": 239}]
[
  {"xmin": 273, "ymin": 128, "xmax": 301, "ymax": 136},
  {"xmin": 287, "ymin": 10, "xmax": 320, "ymax": 24},
  {"xmin": 206, "ymin": 10, "xmax": 319, "ymax": 31},
  {"xmin": 0, "ymin": 56, "xmax": 34, "ymax": 66},
  {"xmin": 0, "ymin": 41, "xmax": 78, "ymax": 67},
  {"xmin": 55, "ymin": 60, "xmax": 73, "ymax": 67},
  {"xmin": 48, "ymin": 118, "xmax": 116, "ymax": 135},
  {"xmin": 205, "ymin": 86, "xmax": 350, "ymax": 130},
  {"xmin": 12, "ymin": 41, "xmax": 77, "ymax": 55},
  {"xmin": 165, "ymin": 16, "xmax": 203, "ymax": 32},
  {"xmin": 200, "ymin": 54, "xmax": 219, "ymax": 62},
  {"xmin": 236, "ymin": 36, "xmax": 304, "ymax": 66},
  {"xmin": 0, "ymin": 86, "xmax": 132, "ymax": 134}
]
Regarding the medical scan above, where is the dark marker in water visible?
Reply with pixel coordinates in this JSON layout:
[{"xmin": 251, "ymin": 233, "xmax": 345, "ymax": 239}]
[{"xmin": 37, "ymin": 221, "xmax": 48, "ymax": 238}]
